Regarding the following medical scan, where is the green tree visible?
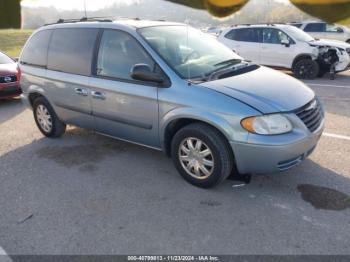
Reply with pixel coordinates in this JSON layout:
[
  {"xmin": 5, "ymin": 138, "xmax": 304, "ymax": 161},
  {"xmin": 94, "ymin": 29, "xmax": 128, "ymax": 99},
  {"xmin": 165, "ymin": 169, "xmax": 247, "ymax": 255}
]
[{"xmin": 0, "ymin": 0, "xmax": 21, "ymax": 29}]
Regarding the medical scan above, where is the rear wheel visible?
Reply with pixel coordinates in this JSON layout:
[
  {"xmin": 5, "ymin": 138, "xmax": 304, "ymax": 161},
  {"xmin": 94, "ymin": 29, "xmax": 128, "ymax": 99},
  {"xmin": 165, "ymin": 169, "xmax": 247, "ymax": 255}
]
[
  {"xmin": 171, "ymin": 123, "xmax": 233, "ymax": 188},
  {"xmin": 33, "ymin": 97, "xmax": 66, "ymax": 138},
  {"xmin": 292, "ymin": 59, "xmax": 319, "ymax": 79}
]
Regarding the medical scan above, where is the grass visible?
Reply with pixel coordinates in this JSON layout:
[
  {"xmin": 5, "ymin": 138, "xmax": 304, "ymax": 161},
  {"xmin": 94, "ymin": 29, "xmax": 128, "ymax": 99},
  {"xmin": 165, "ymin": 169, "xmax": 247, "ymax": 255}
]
[{"xmin": 0, "ymin": 29, "xmax": 33, "ymax": 58}]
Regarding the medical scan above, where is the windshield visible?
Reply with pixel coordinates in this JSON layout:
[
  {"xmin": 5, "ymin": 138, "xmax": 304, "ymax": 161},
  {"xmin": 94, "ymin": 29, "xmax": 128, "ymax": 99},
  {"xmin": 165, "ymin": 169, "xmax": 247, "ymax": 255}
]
[
  {"xmin": 283, "ymin": 26, "xmax": 315, "ymax": 42},
  {"xmin": 139, "ymin": 25, "xmax": 243, "ymax": 80},
  {"xmin": 0, "ymin": 53, "xmax": 14, "ymax": 64}
]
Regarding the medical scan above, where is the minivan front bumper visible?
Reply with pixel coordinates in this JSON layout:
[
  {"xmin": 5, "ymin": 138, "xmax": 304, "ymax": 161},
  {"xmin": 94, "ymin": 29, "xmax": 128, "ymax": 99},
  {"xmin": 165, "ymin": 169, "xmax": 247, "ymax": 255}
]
[{"xmin": 230, "ymin": 124, "xmax": 324, "ymax": 175}]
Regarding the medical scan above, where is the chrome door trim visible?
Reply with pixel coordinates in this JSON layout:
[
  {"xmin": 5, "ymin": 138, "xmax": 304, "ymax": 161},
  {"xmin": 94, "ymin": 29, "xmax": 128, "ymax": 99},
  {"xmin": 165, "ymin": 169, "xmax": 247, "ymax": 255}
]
[
  {"xmin": 75, "ymin": 88, "xmax": 89, "ymax": 96},
  {"xmin": 91, "ymin": 90, "xmax": 106, "ymax": 100}
]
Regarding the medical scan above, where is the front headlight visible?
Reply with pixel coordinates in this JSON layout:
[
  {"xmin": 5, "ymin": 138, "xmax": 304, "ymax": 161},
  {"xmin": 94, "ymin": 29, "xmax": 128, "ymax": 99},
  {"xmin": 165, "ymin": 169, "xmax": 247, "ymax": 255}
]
[{"xmin": 241, "ymin": 114, "xmax": 293, "ymax": 135}]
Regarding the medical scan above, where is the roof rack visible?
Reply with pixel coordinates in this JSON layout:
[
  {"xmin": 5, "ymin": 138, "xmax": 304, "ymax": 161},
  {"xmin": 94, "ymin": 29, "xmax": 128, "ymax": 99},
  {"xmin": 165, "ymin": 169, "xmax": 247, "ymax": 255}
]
[
  {"xmin": 45, "ymin": 16, "xmax": 113, "ymax": 26},
  {"xmin": 58, "ymin": 17, "xmax": 113, "ymax": 23},
  {"xmin": 231, "ymin": 22, "xmax": 286, "ymax": 27}
]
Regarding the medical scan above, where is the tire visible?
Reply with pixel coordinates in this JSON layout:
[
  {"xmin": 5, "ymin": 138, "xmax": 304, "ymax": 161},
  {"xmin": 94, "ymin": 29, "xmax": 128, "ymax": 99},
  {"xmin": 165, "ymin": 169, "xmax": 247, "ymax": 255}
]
[
  {"xmin": 346, "ymin": 39, "xmax": 350, "ymax": 44},
  {"xmin": 33, "ymin": 97, "xmax": 66, "ymax": 138},
  {"xmin": 292, "ymin": 59, "xmax": 319, "ymax": 79},
  {"xmin": 171, "ymin": 123, "xmax": 234, "ymax": 188}
]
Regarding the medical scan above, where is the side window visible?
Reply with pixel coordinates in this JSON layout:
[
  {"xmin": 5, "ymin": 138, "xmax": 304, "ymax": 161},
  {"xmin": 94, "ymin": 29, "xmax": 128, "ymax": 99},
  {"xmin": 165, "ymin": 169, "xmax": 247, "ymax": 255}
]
[
  {"xmin": 304, "ymin": 23, "xmax": 325, "ymax": 32},
  {"xmin": 326, "ymin": 24, "xmax": 344, "ymax": 33},
  {"xmin": 263, "ymin": 28, "xmax": 293, "ymax": 45},
  {"xmin": 224, "ymin": 29, "xmax": 237, "ymax": 40},
  {"xmin": 225, "ymin": 28, "xmax": 260, "ymax": 43},
  {"xmin": 96, "ymin": 30, "xmax": 155, "ymax": 81},
  {"xmin": 47, "ymin": 28, "xmax": 98, "ymax": 76},
  {"xmin": 20, "ymin": 30, "xmax": 52, "ymax": 67}
]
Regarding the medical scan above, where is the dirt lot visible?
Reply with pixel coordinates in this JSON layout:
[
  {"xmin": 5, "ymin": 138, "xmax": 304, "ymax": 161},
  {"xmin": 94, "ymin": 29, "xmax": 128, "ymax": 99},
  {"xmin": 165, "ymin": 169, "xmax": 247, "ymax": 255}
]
[{"xmin": 0, "ymin": 71, "xmax": 349, "ymax": 255}]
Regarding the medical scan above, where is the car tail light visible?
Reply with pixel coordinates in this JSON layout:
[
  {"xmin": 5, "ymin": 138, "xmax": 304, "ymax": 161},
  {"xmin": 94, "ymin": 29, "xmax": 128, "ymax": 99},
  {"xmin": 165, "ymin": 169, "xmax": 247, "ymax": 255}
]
[{"xmin": 16, "ymin": 66, "xmax": 21, "ymax": 82}]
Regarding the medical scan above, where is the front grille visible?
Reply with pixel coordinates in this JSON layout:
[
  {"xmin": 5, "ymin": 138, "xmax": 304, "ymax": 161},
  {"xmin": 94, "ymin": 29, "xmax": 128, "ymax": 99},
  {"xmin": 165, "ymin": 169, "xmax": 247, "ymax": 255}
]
[
  {"xmin": 0, "ymin": 75, "xmax": 17, "ymax": 84},
  {"xmin": 295, "ymin": 98, "xmax": 324, "ymax": 133}
]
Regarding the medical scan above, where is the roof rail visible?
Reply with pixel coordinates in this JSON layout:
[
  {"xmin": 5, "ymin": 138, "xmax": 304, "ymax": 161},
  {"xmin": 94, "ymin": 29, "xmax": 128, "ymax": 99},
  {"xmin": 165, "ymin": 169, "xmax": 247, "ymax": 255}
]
[
  {"xmin": 45, "ymin": 16, "xmax": 113, "ymax": 26},
  {"xmin": 58, "ymin": 17, "xmax": 113, "ymax": 23},
  {"xmin": 231, "ymin": 22, "xmax": 286, "ymax": 27}
]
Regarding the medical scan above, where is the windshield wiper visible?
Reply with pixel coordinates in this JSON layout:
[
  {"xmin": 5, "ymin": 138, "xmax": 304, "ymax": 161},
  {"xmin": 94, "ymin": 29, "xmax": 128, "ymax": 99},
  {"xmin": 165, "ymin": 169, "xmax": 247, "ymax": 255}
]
[
  {"xmin": 203, "ymin": 60, "xmax": 250, "ymax": 81},
  {"xmin": 214, "ymin": 58, "xmax": 242, "ymax": 68},
  {"xmin": 187, "ymin": 60, "xmax": 251, "ymax": 83}
]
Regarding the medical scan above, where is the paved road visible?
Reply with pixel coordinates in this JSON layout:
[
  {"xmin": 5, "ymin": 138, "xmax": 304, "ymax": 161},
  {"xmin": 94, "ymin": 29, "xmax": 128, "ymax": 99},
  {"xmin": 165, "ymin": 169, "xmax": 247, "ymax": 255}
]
[{"xmin": 0, "ymin": 71, "xmax": 349, "ymax": 255}]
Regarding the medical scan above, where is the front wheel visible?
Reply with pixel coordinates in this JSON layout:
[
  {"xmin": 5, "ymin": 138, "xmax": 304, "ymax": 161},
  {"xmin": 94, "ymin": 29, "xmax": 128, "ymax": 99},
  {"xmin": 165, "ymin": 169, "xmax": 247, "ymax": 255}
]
[
  {"xmin": 292, "ymin": 59, "xmax": 319, "ymax": 79},
  {"xmin": 171, "ymin": 123, "xmax": 234, "ymax": 188}
]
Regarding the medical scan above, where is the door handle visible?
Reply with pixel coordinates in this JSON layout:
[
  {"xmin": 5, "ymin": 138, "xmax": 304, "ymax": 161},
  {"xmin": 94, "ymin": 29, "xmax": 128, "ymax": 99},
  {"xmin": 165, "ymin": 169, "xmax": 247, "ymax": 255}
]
[
  {"xmin": 91, "ymin": 91, "xmax": 106, "ymax": 100},
  {"xmin": 75, "ymin": 88, "xmax": 88, "ymax": 96}
]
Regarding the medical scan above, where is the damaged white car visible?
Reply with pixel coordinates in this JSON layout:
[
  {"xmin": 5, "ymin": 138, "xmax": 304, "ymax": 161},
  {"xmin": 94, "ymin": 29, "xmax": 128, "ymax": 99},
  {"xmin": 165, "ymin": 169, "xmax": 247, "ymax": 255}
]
[{"xmin": 218, "ymin": 24, "xmax": 350, "ymax": 79}]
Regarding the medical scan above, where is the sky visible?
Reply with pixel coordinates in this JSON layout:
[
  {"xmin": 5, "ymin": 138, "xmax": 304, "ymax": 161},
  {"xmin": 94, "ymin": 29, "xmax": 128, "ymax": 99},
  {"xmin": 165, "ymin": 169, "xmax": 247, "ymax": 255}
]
[{"xmin": 21, "ymin": 0, "xmax": 289, "ymax": 11}]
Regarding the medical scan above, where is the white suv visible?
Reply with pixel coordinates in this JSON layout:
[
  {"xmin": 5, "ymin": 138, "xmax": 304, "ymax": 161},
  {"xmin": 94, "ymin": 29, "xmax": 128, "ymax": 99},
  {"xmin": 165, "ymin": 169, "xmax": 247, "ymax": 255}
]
[
  {"xmin": 291, "ymin": 21, "xmax": 350, "ymax": 43},
  {"xmin": 218, "ymin": 24, "xmax": 350, "ymax": 79}
]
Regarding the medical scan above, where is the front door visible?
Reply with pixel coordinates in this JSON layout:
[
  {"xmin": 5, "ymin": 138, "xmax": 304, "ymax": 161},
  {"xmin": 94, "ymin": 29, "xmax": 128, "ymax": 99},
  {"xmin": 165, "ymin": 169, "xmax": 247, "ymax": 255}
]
[
  {"xmin": 324, "ymin": 24, "xmax": 346, "ymax": 41},
  {"xmin": 90, "ymin": 29, "xmax": 160, "ymax": 148},
  {"xmin": 260, "ymin": 28, "xmax": 296, "ymax": 68}
]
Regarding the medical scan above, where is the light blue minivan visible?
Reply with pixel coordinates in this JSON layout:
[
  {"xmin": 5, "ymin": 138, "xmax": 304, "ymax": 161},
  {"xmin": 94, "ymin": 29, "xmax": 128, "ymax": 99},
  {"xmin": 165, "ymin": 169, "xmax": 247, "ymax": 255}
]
[{"xmin": 19, "ymin": 18, "xmax": 325, "ymax": 188}]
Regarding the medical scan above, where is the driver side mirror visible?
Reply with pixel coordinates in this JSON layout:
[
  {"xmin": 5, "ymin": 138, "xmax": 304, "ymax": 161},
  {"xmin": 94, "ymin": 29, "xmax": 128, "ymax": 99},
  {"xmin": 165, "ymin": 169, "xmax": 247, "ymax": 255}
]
[
  {"xmin": 337, "ymin": 27, "xmax": 344, "ymax": 33},
  {"xmin": 281, "ymin": 39, "xmax": 290, "ymax": 47},
  {"xmin": 130, "ymin": 64, "xmax": 165, "ymax": 84}
]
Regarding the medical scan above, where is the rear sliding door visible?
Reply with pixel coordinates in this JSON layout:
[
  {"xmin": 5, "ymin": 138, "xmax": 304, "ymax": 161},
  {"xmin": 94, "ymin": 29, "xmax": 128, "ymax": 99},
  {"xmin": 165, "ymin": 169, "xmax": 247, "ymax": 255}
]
[{"xmin": 46, "ymin": 27, "xmax": 98, "ymax": 129}]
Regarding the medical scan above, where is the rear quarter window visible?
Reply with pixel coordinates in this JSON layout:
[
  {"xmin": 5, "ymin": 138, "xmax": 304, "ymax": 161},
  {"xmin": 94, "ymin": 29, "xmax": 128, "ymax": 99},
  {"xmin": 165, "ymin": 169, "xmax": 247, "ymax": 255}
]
[
  {"xmin": 47, "ymin": 28, "xmax": 98, "ymax": 76},
  {"xmin": 20, "ymin": 30, "xmax": 52, "ymax": 67}
]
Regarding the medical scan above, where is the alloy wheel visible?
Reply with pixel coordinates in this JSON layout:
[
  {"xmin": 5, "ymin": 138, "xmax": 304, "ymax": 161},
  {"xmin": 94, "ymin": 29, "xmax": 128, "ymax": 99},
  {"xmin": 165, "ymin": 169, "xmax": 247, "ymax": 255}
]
[
  {"xmin": 36, "ymin": 104, "xmax": 53, "ymax": 133},
  {"xmin": 178, "ymin": 137, "xmax": 215, "ymax": 179}
]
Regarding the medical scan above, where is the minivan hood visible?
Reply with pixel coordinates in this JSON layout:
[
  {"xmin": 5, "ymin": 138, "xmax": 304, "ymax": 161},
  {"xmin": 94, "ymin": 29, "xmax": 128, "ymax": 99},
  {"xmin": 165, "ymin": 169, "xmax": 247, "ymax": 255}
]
[{"xmin": 198, "ymin": 66, "xmax": 315, "ymax": 114}]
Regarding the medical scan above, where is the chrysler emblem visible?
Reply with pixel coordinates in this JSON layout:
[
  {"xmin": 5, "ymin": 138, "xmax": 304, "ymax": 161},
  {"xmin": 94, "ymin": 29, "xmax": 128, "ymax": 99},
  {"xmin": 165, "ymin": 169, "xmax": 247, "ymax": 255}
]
[
  {"xmin": 4, "ymin": 76, "xmax": 12, "ymax": 83},
  {"xmin": 306, "ymin": 100, "xmax": 317, "ymax": 111}
]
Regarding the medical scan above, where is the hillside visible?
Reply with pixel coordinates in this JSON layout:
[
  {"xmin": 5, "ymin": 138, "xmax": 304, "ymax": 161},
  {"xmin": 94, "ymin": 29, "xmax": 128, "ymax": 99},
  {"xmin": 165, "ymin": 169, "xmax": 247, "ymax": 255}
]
[
  {"xmin": 22, "ymin": 0, "xmax": 313, "ymax": 29},
  {"xmin": 0, "ymin": 29, "xmax": 33, "ymax": 58}
]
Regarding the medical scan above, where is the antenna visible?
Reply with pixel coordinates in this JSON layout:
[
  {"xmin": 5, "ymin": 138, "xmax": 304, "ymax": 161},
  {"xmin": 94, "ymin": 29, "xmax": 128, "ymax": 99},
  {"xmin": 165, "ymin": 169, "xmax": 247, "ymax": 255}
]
[{"xmin": 83, "ymin": 0, "xmax": 88, "ymax": 19}]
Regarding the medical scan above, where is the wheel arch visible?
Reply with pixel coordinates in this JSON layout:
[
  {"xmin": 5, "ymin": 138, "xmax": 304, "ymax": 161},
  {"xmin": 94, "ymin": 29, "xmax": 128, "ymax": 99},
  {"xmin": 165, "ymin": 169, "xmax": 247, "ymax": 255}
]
[
  {"xmin": 292, "ymin": 53, "xmax": 315, "ymax": 69},
  {"xmin": 26, "ymin": 84, "xmax": 49, "ymax": 107},
  {"xmin": 28, "ymin": 92, "xmax": 45, "ymax": 107},
  {"xmin": 160, "ymin": 110, "xmax": 235, "ymax": 157}
]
